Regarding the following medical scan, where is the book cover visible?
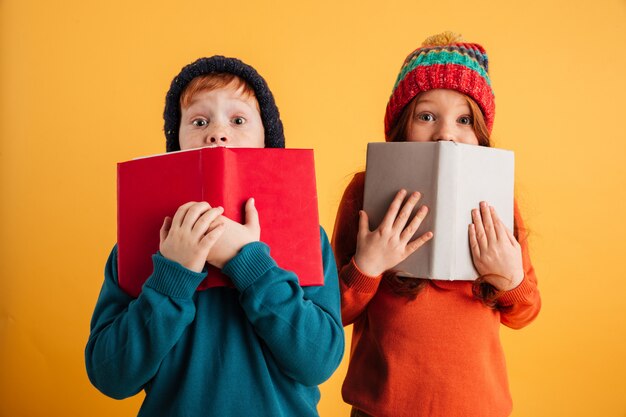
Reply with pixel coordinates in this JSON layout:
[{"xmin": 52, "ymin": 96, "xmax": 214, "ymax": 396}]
[
  {"xmin": 363, "ymin": 141, "xmax": 514, "ymax": 281},
  {"xmin": 117, "ymin": 147, "xmax": 323, "ymax": 297}
]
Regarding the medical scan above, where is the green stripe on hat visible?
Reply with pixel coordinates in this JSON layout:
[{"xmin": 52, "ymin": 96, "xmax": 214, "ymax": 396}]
[{"xmin": 392, "ymin": 49, "xmax": 491, "ymax": 92}]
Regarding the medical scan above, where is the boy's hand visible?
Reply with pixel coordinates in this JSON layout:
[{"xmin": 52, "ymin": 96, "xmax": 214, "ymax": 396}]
[
  {"xmin": 469, "ymin": 202, "xmax": 524, "ymax": 291},
  {"xmin": 354, "ymin": 189, "xmax": 433, "ymax": 277},
  {"xmin": 159, "ymin": 202, "xmax": 225, "ymax": 272},
  {"xmin": 206, "ymin": 198, "xmax": 261, "ymax": 269}
]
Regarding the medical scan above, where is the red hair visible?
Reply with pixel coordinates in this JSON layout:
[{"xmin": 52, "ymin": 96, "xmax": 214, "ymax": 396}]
[{"xmin": 179, "ymin": 73, "xmax": 258, "ymax": 109}]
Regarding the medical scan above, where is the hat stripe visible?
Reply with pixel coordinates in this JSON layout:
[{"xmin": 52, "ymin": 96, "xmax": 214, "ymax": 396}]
[
  {"xmin": 385, "ymin": 63, "xmax": 495, "ymax": 134},
  {"xmin": 384, "ymin": 34, "xmax": 496, "ymax": 140},
  {"xmin": 393, "ymin": 49, "xmax": 491, "ymax": 93},
  {"xmin": 403, "ymin": 45, "xmax": 489, "ymax": 69}
]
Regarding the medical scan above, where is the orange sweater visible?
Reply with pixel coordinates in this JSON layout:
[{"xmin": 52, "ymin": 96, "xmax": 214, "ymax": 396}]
[{"xmin": 332, "ymin": 172, "xmax": 541, "ymax": 417}]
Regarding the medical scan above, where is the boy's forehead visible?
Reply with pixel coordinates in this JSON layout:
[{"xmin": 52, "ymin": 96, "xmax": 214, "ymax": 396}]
[{"xmin": 187, "ymin": 83, "xmax": 260, "ymax": 109}]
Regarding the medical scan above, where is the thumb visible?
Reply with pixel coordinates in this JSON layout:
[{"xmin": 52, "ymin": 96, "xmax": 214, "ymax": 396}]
[
  {"xmin": 358, "ymin": 210, "xmax": 371, "ymax": 236},
  {"xmin": 244, "ymin": 198, "xmax": 260, "ymax": 229}
]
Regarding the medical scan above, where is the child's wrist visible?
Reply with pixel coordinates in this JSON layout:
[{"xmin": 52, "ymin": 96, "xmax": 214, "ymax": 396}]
[
  {"xmin": 509, "ymin": 269, "xmax": 525, "ymax": 290},
  {"xmin": 352, "ymin": 256, "xmax": 383, "ymax": 278},
  {"xmin": 483, "ymin": 270, "xmax": 524, "ymax": 292}
]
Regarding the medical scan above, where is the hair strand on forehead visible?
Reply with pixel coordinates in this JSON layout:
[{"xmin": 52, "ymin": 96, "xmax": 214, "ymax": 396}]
[{"xmin": 179, "ymin": 73, "xmax": 258, "ymax": 109}]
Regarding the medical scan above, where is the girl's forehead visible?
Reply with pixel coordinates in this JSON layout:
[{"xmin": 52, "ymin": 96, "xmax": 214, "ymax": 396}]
[
  {"xmin": 418, "ymin": 89, "xmax": 465, "ymax": 99},
  {"xmin": 414, "ymin": 90, "xmax": 469, "ymax": 107}
]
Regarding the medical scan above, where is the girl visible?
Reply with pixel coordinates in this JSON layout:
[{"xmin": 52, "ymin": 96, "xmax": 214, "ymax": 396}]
[{"xmin": 332, "ymin": 32, "xmax": 541, "ymax": 417}]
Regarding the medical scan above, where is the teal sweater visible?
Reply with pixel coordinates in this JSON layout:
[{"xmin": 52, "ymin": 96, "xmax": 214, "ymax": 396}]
[{"xmin": 85, "ymin": 228, "xmax": 344, "ymax": 417}]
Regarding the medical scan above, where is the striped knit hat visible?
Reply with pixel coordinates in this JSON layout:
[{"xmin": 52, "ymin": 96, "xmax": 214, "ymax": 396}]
[{"xmin": 384, "ymin": 32, "xmax": 495, "ymax": 140}]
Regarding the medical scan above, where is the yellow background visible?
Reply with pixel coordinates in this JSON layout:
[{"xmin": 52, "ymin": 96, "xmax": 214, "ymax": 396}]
[{"xmin": 1, "ymin": 0, "xmax": 625, "ymax": 416}]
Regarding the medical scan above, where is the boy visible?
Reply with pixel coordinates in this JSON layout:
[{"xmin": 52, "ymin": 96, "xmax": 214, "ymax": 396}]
[{"xmin": 85, "ymin": 56, "xmax": 344, "ymax": 417}]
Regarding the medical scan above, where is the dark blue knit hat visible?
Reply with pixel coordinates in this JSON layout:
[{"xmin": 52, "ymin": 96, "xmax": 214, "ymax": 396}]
[{"xmin": 163, "ymin": 56, "xmax": 285, "ymax": 152}]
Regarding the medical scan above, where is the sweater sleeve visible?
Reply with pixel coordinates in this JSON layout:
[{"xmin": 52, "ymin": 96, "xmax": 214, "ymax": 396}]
[
  {"xmin": 331, "ymin": 172, "xmax": 383, "ymax": 325},
  {"xmin": 222, "ymin": 227, "xmax": 344, "ymax": 387},
  {"xmin": 84, "ymin": 246, "xmax": 206, "ymax": 399},
  {"xmin": 495, "ymin": 202, "xmax": 542, "ymax": 329}
]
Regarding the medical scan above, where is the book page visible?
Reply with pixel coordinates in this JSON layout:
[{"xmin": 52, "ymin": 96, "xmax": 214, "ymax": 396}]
[
  {"xmin": 363, "ymin": 142, "xmax": 439, "ymax": 278},
  {"xmin": 454, "ymin": 143, "xmax": 514, "ymax": 280}
]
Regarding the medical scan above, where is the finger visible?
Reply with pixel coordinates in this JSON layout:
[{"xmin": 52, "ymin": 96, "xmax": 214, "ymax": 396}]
[
  {"xmin": 199, "ymin": 222, "xmax": 225, "ymax": 250},
  {"xmin": 489, "ymin": 206, "xmax": 506, "ymax": 241},
  {"xmin": 207, "ymin": 217, "xmax": 225, "ymax": 233},
  {"xmin": 504, "ymin": 223, "xmax": 519, "ymax": 246},
  {"xmin": 399, "ymin": 204, "xmax": 428, "ymax": 242},
  {"xmin": 160, "ymin": 216, "xmax": 172, "ymax": 243},
  {"xmin": 392, "ymin": 191, "xmax": 421, "ymax": 232},
  {"xmin": 379, "ymin": 189, "xmax": 407, "ymax": 231},
  {"xmin": 181, "ymin": 201, "xmax": 211, "ymax": 230},
  {"xmin": 490, "ymin": 207, "xmax": 516, "ymax": 246},
  {"xmin": 244, "ymin": 198, "xmax": 260, "ymax": 228},
  {"xmin": 472, "ymin": 208, "xmax": 488, "ymax": 248},
  {"xmin": 405, "ymin": 231, "xmax": 433, "ymax": 255},
  {"xmin": 358, "ymin": 210, "xmax": 371, "ymax": 236},
  {"xmin": 468, "ymin": 223, "xmax": 481, "ymax": 258},
  {"xmin": 480, "ymin": 202, "xmax": 497, "ymax": 242},
  {"xmin": 192, "ymin": 206, "xmax": 224, "ymax": 238},
  {"xmin": 171, "ymin": 201, "xmax": 196, "ymax": 228}
]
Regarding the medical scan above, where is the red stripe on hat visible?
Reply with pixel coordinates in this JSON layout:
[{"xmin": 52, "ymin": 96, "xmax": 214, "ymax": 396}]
[{"xmin": 384, "ymin": 63, "xmax": 495, "ymax": 140}]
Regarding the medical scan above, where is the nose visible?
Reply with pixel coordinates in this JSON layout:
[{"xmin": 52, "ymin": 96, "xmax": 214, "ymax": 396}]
[
  {"xmin": 205, "ymin": 124, "xmax": 229, "ymax": 146},
  {"xmin": 209, "ymin": 136, "xmax": 228, "ymax": 145},
  {"xmin": 433, "ymin": 120, "xmax": 456, "ymax": 142}
]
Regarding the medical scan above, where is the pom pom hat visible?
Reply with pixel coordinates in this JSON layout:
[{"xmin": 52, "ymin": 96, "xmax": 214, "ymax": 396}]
[
  {"xmin": 384, "ymin": 31, "xmax": 495, "ymax": 140},
  {"xmin": 164, "ymin": 56, "xmax": 285, "ymax": 152}
]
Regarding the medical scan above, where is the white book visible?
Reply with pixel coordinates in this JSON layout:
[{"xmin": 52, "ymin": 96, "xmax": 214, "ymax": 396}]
[{"xmin": 363, "ymin": 141, "xmax": 514, "ymax": 281}]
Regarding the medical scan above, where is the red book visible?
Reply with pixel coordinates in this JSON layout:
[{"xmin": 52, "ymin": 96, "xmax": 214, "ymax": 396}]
[{"xmin": 117, "ymin": 147, "xmax": 323, "ymax": 297}]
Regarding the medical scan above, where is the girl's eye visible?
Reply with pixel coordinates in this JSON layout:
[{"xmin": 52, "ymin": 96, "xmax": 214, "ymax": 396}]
[
  {"xmin": 232, "ymin": 117, "xmax": 246, "ymax": 125},
  {"xmin": 192, "ymin": 119, "xmax": 208, "ymax": 127},
  {"xmin": 458, "ymin": 116, "xmax": 473, "ymax": 125},
  {"xmin": 417, "ymin": 113, "xmax": 434, "ymax": 122}
]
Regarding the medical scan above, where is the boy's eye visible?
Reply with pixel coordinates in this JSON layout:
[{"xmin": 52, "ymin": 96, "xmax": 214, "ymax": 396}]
[
  {"xmin": 417, "ymin": 113, "xmax": 434, "ymax": 122},
  {"xmin": 458, "ymin": 116, "xmax": 473, "ymax": 125},
  {"xmin": 192, "ymin": 119, "xmax": 208, "ymax": 127},
  {"xmin": 232, "ymin": 117, "xmax": 246, "ymax": 125}
]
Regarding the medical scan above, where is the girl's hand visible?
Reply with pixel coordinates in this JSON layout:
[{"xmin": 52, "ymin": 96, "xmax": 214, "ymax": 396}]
[
  {"xmin": 206, "ymin": 198, "xmax": 261, "ymax": 269},
  {"xmin": 354, "ymin": 189, "xmax": 433, "ymax": 277},
  {"xmin": 159, "ymin": 202, "xmax": 225, "ymax": 272},
  {"xmin": 469, "ymin": 202, "xmax": 524, "ymax": 291}
]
